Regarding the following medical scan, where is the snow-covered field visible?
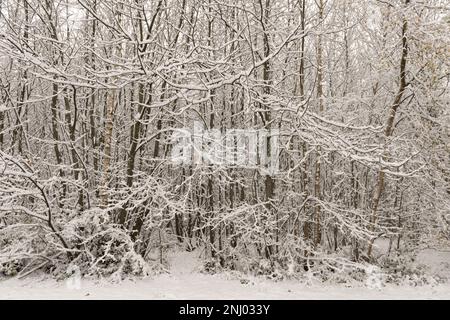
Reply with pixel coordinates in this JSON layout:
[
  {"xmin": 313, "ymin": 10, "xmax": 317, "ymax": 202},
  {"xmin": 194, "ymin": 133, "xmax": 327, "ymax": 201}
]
[{"xmin": 1, "ymin": 249, "xmax": 449, "ymax": 300}]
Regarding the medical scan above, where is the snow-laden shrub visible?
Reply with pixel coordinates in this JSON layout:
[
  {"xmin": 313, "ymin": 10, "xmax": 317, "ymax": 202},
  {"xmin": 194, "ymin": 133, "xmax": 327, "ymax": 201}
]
[
  {"xmin": 380, "ymin": 253, "xmax": 442, "ymax": 286},
  {"xmin": 200, "ymin": 259, "xmax": 222, "ymax": 274},
  {"xmin": 246, "ymin": 259, "xmax": 284, "ymax": 281},
  {"xmin": 58, "ymin": 208, "xmax": 156, "ymax": 279},
  {"xmin": 0, "ymin": 259, "xmax": 23, "ymax": 277},
  {"xmin": 0, "ymin": 206, "xmax": 161, "ymax": 280}
]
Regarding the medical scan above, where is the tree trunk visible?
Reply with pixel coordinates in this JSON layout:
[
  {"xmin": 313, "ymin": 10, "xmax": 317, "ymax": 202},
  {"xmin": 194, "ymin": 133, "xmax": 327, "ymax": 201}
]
[{"xmin": 367, "ymin": 0, "xmax": 410, "ymax": 259}]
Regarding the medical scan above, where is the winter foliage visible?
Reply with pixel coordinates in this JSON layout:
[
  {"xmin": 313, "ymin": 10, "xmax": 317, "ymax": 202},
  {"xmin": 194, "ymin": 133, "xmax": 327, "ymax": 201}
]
[{"xmin": 0, "ymin": 0, "xmax": 449, "ymax": 283}]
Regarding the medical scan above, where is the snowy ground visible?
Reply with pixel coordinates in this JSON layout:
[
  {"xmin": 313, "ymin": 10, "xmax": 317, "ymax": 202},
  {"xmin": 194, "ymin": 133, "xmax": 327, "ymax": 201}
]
[{"xmin": 1, "ymin": 249, "xmax": 449, "ymax": 300}]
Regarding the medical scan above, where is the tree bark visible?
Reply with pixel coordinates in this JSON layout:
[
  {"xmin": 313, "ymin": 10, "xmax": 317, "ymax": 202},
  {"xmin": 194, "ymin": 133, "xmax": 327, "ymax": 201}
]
[{"xmin": 367, "ymin": 0, "xmax": 410, "ymax": 259}]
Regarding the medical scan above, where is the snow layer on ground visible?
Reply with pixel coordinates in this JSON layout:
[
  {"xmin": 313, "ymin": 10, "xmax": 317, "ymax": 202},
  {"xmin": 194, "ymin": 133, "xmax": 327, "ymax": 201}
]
[
  {"xmin": 1, "ymin": 250, "xmax": 449, "ymax": 300},
  {"xmin": 417, "ymin": 248, "xmax": 450, "ymax": 279}
]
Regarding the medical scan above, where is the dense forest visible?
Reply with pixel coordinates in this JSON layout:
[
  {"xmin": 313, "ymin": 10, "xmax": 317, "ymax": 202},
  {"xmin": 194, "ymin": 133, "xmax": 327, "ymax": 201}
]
[{"xmin": 0, "ymin": 0, "xmax": 449, "ymax": 281}]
